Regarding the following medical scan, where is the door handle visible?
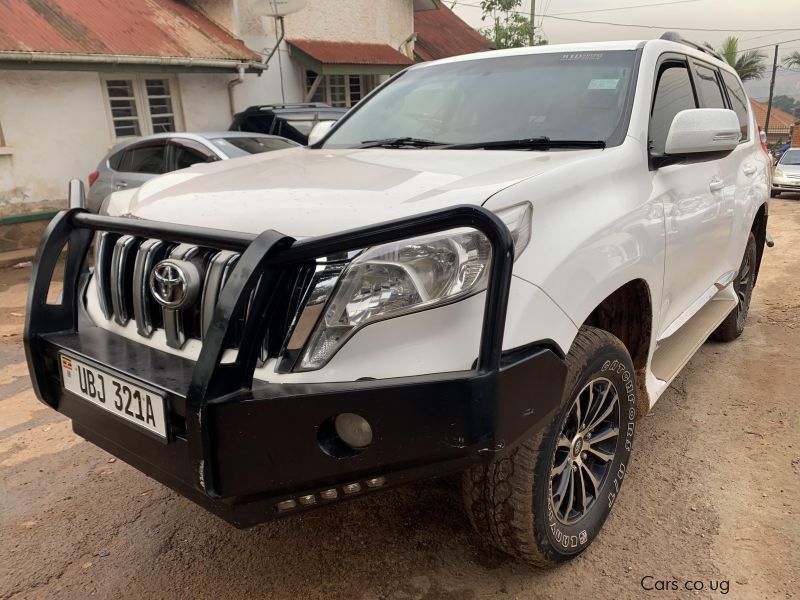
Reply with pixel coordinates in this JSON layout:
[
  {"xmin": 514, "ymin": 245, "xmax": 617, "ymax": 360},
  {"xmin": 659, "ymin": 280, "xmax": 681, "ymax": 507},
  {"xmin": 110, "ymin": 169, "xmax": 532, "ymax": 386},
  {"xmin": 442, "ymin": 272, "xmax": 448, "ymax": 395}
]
[
  {"xmin": 115, "ymin": 181, "xmax": 128, "ymax": 190},
  {"xmin": 709, "ymin": 178, "xmax": 725, "ymax": 192},
  {"xmin": 742, "ymin": 163, "xmax": 756, "ymax": 176}
]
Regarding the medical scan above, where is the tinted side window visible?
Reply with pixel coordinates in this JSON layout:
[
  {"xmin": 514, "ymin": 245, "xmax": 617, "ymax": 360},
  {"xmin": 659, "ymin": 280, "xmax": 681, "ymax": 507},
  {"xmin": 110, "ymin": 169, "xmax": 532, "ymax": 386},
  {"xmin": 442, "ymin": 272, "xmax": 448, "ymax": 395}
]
[
  {"xmin": 170, "ymin": 139, "xmax": 217, "ymax": 170},
  {"xmin": 650, "ymin": 63, "xmax": 697, "ymax": 155},
  {"xmin": 120, "ymin": 143, "xmax": 166, "ymax": 174},
  {"xmin": 692, "ymin": 63, "xmax": 726, "ymax": 108},
  {"xmin": 108, "ymin": 150, "xmax": 124, "ymax": 171},
  {"xmin": 720, "ymin": 70, "xmax": 750, "ymax": 141}
]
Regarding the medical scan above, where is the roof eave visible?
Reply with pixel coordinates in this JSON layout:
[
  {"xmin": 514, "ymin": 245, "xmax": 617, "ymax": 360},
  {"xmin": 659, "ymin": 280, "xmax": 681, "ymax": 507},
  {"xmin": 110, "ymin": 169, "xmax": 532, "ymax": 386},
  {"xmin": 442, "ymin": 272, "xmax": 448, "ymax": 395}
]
[
  {"xmin": 0, "ymin": 51, "xmax": 266, "ymax": 73},
  {"xmin": 288, "ymin": 45, "xmax": 410, "ymax": 75}
]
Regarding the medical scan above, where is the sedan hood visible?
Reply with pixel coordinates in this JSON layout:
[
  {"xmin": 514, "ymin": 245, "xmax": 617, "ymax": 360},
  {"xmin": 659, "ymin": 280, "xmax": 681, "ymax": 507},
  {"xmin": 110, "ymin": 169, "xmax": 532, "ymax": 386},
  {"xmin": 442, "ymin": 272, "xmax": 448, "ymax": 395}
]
[{"xmin": 111, "ymin": 147, "xmax": 600, "ymax": 237}]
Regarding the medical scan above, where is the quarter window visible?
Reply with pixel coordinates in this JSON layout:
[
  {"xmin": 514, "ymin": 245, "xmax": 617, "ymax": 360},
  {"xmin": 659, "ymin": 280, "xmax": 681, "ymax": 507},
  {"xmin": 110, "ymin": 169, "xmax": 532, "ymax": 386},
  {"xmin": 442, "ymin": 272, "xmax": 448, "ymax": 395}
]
[
  {"xmin": 692, "ymin": 63, "xmax": 726, "ymax": 109},
  {"xmin": 720, "ymin": 70, "xmax": 750, "ymax": 141},
  {"xmin": 103, "ymin": 75, "xmax": 183, "ymax": 139},
  {"xmin": 650, "ymin": 63, "xmax": 697, "ymax": 155}
]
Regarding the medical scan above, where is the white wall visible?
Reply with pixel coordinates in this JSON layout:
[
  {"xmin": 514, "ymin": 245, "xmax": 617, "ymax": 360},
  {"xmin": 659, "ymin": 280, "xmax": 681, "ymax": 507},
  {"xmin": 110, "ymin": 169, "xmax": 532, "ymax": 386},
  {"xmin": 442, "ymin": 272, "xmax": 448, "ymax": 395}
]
[
  {"xmin": 229, "ymin": 0, "xmax": 414, "ymax": 111},
  {"xmin": 0, "ymin": 69, "xmax": 233, "ymax": 219},
  {"xmin": 178, "ymin": 73, "xmax": 235, "ymax": 129},
  {"xmin": 0, "ymin": 70, "xmax": 109, "ymax": 216}
]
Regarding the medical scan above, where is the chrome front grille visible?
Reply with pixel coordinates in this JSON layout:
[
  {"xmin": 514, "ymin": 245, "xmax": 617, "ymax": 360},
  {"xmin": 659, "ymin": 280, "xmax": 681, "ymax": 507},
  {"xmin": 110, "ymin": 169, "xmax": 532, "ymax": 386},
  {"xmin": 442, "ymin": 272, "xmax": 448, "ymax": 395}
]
[{"xmin": 95, "ymin": 232, "xmax": 314, "ymax": 360}]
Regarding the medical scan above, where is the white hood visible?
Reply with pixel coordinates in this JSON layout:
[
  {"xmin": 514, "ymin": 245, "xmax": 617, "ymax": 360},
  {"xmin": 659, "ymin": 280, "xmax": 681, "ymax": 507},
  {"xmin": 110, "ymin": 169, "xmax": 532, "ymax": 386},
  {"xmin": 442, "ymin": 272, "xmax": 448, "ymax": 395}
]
[{"xmin": 109, "ymin": 147, "xmax": 602, "ymax": 237}]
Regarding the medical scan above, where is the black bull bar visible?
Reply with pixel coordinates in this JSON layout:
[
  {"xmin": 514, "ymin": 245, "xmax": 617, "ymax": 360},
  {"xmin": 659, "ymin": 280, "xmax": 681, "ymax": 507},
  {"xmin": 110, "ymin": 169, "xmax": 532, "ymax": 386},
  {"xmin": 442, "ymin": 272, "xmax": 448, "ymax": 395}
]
[{"xmin": 24, "ymin": 205, "xmax": 566, "ymax": 527}]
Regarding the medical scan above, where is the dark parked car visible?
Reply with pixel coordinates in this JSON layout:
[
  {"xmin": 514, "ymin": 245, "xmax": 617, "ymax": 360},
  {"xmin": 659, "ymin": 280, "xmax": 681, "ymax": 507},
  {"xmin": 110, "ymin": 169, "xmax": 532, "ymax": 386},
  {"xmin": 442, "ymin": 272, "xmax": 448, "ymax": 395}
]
[{"xmin": 229, "ymin": 103, "xmax": 347, "ymax": 144}]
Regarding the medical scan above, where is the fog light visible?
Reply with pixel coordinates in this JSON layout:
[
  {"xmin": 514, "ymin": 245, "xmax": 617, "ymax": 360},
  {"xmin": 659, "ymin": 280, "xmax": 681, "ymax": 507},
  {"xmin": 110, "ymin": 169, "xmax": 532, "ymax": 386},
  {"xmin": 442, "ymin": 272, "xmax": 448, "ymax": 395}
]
[
  {"xmin": 343, "ymin": 482, "xmax": 362, "ymax": 494},
  {"xmin": 320, "ymin": 488, "xmax": 338, "ymax": 500},
  {"xmin": 276, "ymin": 499, "xmax": 296, "ymax": 511},
  {"xmin": 298, "ymin": 494, "xmax": 316, "ymax": 506},
  {"xmin": 334, "ymin": 413, "xmax": 373, "ymax": 449},
  {"xmin": 365, "ymin": 476, "xmax": 386, "ymax": 488}
]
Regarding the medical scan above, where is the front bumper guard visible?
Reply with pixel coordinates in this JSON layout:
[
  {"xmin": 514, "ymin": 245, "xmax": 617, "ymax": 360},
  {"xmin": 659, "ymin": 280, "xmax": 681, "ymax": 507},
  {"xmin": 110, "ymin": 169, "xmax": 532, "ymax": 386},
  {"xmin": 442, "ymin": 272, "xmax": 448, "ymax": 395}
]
[{"xmin": 24, "ymin": 206, "xmax": 566, "ymax": 527}]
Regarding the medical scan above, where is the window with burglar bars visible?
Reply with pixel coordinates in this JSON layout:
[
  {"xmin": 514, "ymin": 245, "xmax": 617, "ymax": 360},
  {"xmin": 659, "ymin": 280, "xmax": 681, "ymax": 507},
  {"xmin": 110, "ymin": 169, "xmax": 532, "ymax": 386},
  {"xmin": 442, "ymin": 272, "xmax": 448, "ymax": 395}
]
[
  {"xmin": 305, "ymin": 72, "xmax": 376, "ymax": 107},
  {"xmin": 103, "ymin": 75, "xmax": 183, "ymax": 139}
]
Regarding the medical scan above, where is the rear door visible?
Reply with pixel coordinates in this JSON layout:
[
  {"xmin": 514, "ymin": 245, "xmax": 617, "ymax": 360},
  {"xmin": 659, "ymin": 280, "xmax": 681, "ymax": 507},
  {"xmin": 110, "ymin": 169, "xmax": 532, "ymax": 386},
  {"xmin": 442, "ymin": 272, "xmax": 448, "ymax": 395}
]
[
  {"xmin": 684, "ymin": 59, "xmax": 736, "ymax": 284},
  {"xmin": 717, "ymin": 68, "xmax": 766, "ymax": 275},
  {"xmin": 112, "ymin": 140, "xmax": 168, "ymax": 191}
]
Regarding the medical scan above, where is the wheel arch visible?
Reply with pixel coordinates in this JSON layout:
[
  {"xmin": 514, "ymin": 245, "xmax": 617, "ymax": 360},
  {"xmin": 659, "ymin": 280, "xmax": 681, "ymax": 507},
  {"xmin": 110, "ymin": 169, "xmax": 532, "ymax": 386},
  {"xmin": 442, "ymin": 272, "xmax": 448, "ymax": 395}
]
[
  {"xmin": 751, "ymin": 201, "xmax": 768, "ymax": 285},
  {"xmin": 580, "ymin": 278, "xmax": 653, "ymax": 419}
]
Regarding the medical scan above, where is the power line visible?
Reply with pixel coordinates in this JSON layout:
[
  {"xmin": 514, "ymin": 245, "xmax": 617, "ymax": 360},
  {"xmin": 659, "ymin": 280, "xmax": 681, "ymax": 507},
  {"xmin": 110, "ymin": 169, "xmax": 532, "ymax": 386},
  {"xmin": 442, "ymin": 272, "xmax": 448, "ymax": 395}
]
[
  {"xmin": 738, "ymin": 38, "xmax": 800, "ymax": 53},
  {"xmin": 456, "ymin": 1, "xmax": 799, "ymax": 33},
  {"xmin": 551, "ymin": 0, "xmax": 704, "ymax": 16},
  {"xmin": 542, "ymin": 14, "xmax": 799, "ymax": 33}
]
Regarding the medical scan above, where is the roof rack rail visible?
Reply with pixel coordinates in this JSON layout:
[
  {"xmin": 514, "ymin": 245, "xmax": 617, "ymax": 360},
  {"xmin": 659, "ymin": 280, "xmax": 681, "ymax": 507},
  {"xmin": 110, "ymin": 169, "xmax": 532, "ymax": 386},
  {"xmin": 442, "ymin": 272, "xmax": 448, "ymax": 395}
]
[{"xmin": 660, "ymin": 31, "xmax": 724, "ymax": 62}]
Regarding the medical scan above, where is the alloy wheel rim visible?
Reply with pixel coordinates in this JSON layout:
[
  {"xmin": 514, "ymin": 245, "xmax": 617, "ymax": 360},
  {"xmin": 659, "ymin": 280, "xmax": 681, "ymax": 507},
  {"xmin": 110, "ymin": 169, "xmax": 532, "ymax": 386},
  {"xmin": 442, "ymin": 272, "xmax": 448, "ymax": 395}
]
[
  {"xmin": 736, "ymin": 250, "xmax": 754, "ymax": 328},
  {"xmin": 549, "ymin": 377, "xmax": 620, "ymax": 525}
]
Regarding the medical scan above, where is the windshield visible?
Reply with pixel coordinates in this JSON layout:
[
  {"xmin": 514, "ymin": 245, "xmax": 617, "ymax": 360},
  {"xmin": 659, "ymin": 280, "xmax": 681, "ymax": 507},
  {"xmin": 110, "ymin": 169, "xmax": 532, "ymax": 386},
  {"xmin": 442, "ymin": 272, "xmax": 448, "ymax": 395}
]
[
  {"xmin": 779, "ymin": 149, "xmax": 800, "ymax": 165},
  {"xmin": 323, "ymin": 50, "xmax": 637, "ymax": 149},
  {"xmin": 211, "ymin": 137, "xmax": 297, "ymax": 157}
]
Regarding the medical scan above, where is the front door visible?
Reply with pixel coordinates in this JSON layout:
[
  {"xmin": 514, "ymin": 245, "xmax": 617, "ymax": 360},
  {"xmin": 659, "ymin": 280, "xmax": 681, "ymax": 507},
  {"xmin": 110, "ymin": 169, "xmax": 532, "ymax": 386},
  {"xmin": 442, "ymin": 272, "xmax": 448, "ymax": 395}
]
[{"xmin": 649, "ymin": 57, "xmax": 730, "ymax": 338}]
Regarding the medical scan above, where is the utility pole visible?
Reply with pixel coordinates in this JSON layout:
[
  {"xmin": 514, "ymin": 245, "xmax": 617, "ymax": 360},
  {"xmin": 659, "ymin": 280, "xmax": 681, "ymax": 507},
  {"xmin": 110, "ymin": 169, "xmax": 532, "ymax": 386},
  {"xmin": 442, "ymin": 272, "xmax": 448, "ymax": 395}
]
[
  {"xmin": 529, "ymin": 0, "xmax": 536, "ymax": 46},
  {"xmin": 764, "ymin": 44, "xmax": 779, "ymax": 140}
]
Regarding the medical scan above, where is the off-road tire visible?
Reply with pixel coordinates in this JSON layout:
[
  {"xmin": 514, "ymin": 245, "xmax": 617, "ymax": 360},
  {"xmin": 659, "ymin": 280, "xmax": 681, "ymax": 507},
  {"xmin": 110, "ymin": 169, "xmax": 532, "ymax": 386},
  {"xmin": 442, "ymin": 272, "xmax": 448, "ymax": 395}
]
[
  {"xmin": 462, "ymin": 326, "xmax": 637, "ymax": 567},
  {"xmin": 711, "ymin": 232, "xmax": 757, "ymax": 342}
]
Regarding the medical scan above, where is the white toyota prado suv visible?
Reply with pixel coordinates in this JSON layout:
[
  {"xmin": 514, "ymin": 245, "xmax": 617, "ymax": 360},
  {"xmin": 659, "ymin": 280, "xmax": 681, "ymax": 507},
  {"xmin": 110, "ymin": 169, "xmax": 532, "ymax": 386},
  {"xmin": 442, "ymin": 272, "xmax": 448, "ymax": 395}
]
[{"xmin": 26, "ymin": 33, "xmax": 770, "ymax": 567}]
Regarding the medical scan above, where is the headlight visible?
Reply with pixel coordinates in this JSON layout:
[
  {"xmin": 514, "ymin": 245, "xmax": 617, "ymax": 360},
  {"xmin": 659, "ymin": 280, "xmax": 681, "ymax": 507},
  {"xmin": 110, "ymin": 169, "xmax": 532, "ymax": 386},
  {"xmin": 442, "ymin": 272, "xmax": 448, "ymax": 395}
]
[
  {"xmin": 294, "ymin": 203, "xmax": 532, "ymax": 371},
  {"xmin": 774, "ymin": 168, "xmax": 785, "ymax": 178}
]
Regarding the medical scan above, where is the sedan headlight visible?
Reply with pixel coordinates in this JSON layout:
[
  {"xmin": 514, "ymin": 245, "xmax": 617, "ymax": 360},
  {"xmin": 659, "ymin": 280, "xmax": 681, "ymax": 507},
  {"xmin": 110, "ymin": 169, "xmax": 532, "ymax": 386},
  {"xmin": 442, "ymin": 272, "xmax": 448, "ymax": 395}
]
[{"xmin": 295, "ymin": 203, "xmax": 532, "ymax": 371}]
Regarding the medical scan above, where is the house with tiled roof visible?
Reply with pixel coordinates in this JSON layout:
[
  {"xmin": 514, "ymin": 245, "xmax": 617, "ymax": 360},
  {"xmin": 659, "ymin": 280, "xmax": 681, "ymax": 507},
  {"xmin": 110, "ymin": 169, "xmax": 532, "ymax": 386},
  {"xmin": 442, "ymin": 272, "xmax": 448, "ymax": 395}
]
[
  {"xmin": 750, "ymin": 99, "xmax": 797, "ymax": 145},
  {"xmin": 0, "ymin": 0, "xmax": 440, "ymax": 252},
  {"xmin": 413, "ymin": 3, "xmax": 493, "ymax": 61}
]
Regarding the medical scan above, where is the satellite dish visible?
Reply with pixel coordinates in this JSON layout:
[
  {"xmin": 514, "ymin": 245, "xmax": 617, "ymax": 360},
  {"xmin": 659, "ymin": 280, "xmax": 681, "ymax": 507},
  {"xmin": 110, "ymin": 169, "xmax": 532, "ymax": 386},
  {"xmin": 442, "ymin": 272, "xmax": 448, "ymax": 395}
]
[{"xmin": 263, "ymin": 0, "xmax": 307, "ymax": 17}]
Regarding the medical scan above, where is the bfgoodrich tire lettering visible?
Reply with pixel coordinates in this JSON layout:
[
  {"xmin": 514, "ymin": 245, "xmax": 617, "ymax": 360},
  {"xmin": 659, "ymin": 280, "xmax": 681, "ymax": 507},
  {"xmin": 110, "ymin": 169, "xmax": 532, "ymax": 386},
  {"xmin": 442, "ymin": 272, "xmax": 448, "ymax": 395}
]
[{"xmin": 462, "ymin": 326, "xmax": 637, "ymax": 567}]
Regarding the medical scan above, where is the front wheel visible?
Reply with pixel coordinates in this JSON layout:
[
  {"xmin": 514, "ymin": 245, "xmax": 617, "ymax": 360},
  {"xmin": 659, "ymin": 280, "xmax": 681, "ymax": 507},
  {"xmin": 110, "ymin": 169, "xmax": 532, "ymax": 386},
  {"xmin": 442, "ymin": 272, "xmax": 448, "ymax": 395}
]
[{"xmin": 462, "ymin": 326, "xmax": 637, "ymax": 567}]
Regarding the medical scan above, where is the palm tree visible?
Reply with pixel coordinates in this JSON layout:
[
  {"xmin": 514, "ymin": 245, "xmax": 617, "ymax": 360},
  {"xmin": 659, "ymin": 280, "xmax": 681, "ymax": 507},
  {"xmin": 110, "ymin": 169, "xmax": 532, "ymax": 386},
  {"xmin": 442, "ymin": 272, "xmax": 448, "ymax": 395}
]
[
  {"xmin": 718, "ymin": 36, "xmax": 767, "ymax": 81},
  {"xmin": 783, "ymin": 51, "xmax": 800, "ymax": 69}
]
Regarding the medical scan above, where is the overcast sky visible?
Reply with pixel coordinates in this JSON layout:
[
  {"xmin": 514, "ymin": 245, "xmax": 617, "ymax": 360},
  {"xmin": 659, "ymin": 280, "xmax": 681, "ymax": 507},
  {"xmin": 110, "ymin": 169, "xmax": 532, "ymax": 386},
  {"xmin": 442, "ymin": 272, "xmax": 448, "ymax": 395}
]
[{"xmin": 450, "ymin": 0, "xmax": 800, "ymax": 100}]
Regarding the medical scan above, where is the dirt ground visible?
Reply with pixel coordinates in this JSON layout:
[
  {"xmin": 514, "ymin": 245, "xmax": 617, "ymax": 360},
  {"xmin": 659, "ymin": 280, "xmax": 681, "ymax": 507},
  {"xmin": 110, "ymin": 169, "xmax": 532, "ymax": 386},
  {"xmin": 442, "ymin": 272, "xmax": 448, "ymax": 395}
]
[{"xmin": 1, "ymin": 200, "xmax": 798, "ymax": 600}]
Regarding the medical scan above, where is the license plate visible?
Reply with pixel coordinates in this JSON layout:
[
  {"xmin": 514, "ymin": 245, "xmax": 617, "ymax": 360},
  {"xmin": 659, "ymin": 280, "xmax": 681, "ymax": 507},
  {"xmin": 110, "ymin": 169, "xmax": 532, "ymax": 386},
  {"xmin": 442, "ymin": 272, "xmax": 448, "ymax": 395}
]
[{"xmin": 59, "ymin": 354, "xmax": 168, "ymax": 439}]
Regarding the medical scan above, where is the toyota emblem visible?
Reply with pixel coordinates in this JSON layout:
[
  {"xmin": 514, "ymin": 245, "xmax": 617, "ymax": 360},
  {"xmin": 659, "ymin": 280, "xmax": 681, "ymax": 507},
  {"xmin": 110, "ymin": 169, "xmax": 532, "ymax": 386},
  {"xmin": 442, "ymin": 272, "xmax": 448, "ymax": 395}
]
[{"xmin": 149, "ymin": 259, "xmax": 201, "ymax": 310}]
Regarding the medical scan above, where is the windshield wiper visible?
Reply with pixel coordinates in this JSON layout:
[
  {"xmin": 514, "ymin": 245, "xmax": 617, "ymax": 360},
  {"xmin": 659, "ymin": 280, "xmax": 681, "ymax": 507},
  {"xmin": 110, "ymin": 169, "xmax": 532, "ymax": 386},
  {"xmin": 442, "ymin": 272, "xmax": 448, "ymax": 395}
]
[
  {"xmin": 441, "ymin": 137, "xmax": 607, "ymax": 150},
  {"xmin": 357, "ymin": 137, "xmax": 446, "ymax": 149}
]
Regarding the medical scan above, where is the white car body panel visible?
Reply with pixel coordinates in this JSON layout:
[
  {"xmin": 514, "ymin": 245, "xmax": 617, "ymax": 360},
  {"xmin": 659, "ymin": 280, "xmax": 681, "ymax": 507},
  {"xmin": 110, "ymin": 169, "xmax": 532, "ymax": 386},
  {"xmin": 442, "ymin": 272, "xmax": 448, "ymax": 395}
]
[{"xmin": 89, "ymin": 38, "xmax": 770, "ymax": 411}]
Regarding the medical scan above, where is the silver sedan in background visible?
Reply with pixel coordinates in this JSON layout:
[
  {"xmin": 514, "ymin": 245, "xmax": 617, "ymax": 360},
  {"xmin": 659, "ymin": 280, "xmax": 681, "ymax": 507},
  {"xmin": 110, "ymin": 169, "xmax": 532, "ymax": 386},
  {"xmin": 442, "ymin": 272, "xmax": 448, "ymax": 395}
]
[{"xmin": 86, "ymin": 132, "xmax": 299, "ymax": 212}]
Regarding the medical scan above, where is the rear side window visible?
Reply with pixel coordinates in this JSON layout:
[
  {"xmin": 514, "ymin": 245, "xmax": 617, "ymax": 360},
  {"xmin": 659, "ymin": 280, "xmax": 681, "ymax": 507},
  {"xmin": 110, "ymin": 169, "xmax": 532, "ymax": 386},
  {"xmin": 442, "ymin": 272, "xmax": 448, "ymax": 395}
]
[
  {"xmin": 119, "ymin": 143, "xmax": 167, "ymax": 174},
  {"xmin": 170, "ymin": 139, "xmax": 217, "ymax": 170},
  {"xmin": 108, "ymin": 151, "xmax": 124, "ymax": 171},
  {"xmin": 650, "ymin": 63, "xmax": 697, "ymax": 155},
  {"xmin": 720, "ymin": 70, "xmax": 750, "ymax": 142},
  {"xmin": 692, "ymin": 63, "xmax": 726, "ymax": 109}
]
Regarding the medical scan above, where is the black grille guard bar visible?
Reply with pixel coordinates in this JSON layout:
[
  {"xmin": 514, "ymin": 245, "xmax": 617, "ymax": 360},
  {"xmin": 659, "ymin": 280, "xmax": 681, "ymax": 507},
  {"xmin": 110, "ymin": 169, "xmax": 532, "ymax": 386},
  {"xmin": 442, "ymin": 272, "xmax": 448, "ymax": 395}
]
[{"xmin": 25, "ymin": 205, "xmax": 515, "ymax": 497}]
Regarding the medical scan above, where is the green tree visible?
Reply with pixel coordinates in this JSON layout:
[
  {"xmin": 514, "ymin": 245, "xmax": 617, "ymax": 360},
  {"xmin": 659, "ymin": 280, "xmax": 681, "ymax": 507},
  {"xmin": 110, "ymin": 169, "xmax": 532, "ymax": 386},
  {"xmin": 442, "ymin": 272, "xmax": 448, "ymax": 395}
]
[
  {"xmin": 772, "ymin": 95, "xmax": 798, "ymax": 115},
  {"xmin": 480, "ymin": 0, "xmax": 547, "ymax": 49},
  {"xmin": 718, "ymin": 36, "xmax": 767, "ymax": 81},
  {"xmin": 783, "ymin": 50, "xmax": 800, "ymax": 69}
]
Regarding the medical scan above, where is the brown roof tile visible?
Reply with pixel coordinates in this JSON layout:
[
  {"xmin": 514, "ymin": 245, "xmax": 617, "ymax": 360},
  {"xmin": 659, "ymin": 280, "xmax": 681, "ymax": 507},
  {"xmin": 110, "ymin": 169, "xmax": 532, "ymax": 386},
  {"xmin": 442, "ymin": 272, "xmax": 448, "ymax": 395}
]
[
  {"xmin": 750, "ymin": 99, "xmax": 797, "ymax": 131},
  {"xmin": 414, "ymin": 5, "xmax": 493, "ymax": 62},
  {"xmin": 0, "ymin": 0, "xmax": 258, "ymax": 62}
]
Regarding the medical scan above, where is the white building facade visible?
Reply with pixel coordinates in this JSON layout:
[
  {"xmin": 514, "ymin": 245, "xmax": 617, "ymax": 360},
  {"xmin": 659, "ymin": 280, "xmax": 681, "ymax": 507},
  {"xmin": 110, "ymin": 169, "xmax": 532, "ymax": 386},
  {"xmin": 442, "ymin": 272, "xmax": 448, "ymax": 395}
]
[{"xmin": 0, "ymin": 0, "xmax": 436, "ymax": 251}]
